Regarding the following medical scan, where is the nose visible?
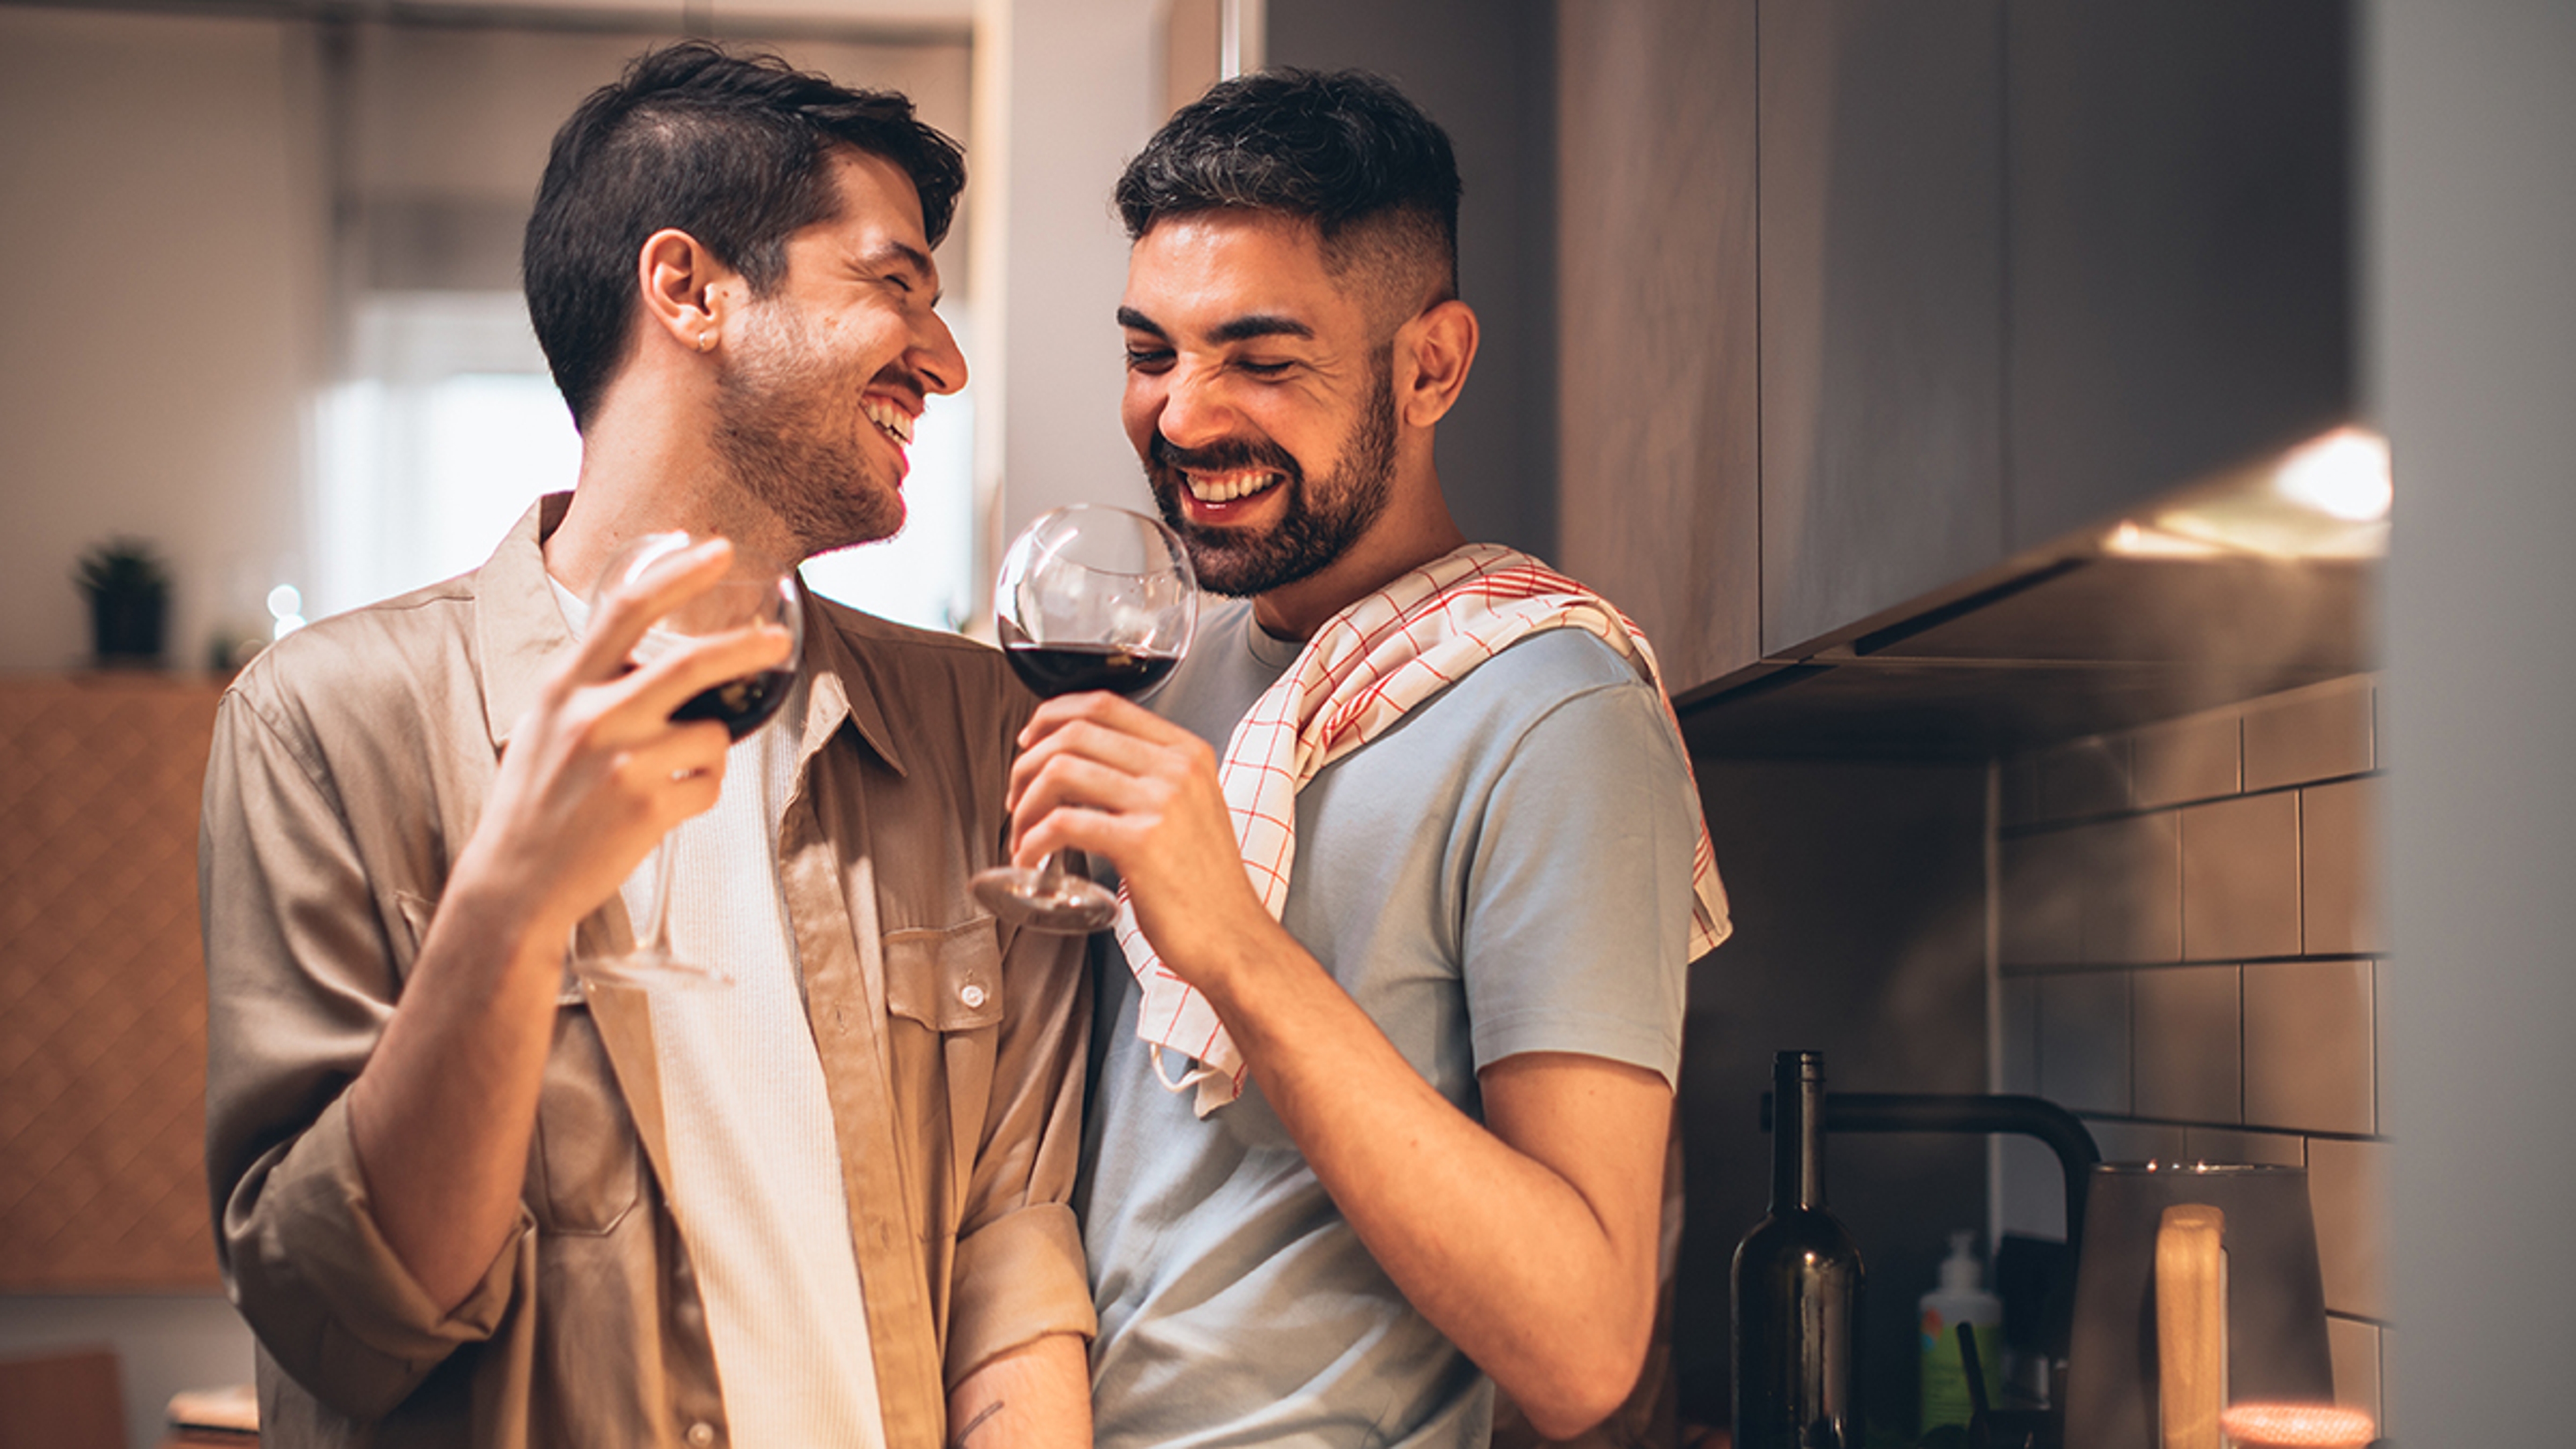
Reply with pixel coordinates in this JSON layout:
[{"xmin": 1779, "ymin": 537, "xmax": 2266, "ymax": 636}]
[
  {"xmin": 1151, "ymin": 360, "xmax": 1236, "ymax": 451},
  {"xmin": 913, "ymin": 309, "xmax": 967, "ymax": 396}
]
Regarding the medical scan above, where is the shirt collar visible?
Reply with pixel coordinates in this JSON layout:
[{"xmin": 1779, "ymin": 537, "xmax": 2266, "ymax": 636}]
[
  {"xmin": 473, "ymin": 494, "xmax": 576, "ymax": 750},
  {"xmin": 470, "ymin": 492, "xmax": 906, "ymax": 778}
]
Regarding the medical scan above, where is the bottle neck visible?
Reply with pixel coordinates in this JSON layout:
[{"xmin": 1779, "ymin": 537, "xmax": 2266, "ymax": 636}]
[{"xmin": 1772, "ymin": 1062, "xmax": 1827, "ymax": 1212}]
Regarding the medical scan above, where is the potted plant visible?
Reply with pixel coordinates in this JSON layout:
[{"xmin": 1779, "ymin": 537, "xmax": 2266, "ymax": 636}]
[{"xmin": 74, "ymin": 537, "xmax": 172, "ymax": 667}]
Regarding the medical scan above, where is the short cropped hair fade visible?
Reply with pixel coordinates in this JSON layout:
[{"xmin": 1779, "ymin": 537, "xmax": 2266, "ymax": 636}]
[
  {"xmin": 1115, "ymin": 68, "xmax": 1461, "ymax": 321},
  {"xmin": 523, "ymin": 42, "xmax": 965, "ymax": 431}
]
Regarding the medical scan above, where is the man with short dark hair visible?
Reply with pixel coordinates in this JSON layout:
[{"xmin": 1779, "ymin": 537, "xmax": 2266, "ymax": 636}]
[
  {"xmin": 1013, "ymin": 70, "xmax": 1729, "ymax": 1447},
  {"xmin": 203, "ymin": 44, "xmax": 1091, "ymax": 1447}
]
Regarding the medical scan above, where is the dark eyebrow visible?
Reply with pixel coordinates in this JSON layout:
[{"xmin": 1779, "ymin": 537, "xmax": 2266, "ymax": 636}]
[
  {"xmin": 1115, "ymin": 307, "xmax": 1313, "ymax": 345},
  {"xmin": 1210, "ymin": 313, "xmax": 1313, "ymax": 344}
]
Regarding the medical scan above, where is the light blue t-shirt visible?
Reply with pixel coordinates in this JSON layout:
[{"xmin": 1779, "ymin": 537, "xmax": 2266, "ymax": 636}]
[{"xmin": 1080, "ymin": 596, "xmax": 1703, "ymax": 1449}]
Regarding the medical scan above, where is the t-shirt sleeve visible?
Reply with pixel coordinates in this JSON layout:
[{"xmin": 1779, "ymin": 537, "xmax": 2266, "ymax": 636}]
[{"xmin": 1457, "ymin": 669, "xmax": 1701, "ymax": 1088}]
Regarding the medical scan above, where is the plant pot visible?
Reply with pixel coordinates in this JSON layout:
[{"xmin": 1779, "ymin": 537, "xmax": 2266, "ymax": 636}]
[{"xmin": 91, "ymin": 590, "xmax": 168, "ymax": 667}]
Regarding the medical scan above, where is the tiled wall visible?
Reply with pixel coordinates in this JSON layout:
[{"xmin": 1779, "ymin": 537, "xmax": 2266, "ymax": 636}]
[{"xmin": 1995, "ymin": 674, "xmax": 2387, "ymax": 1426}]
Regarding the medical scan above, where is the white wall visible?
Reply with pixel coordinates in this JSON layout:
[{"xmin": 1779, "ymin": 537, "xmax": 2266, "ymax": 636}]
[
  {"xmin": 2373, "ymin": 0, "xmax": 2576, "ymax": 1442},
  {"xmin": 976, "ymin": 0, "xmax": 1169, "ymax": 559},
  {"xmin": 0, "ymin": 7, "xmax": 327, "ymax": 673}
]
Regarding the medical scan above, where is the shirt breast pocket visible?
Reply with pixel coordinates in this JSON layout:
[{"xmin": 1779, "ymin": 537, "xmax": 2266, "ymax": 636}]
[
  {"xmin": 882, "ymin": 918, "xmax": 1006, "ymax": 1230},
  {"xmin": 883, "ymin": 918, "xmax": 1006, "ymax": 1034}
]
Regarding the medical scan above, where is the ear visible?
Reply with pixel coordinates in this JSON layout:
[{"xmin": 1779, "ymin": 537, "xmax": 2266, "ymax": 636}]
[
  {"xmin": 1393, "ymin": 299, "xmax": 1479, "ymax": 429},
  {"xmin": 637, "ymin": 227, "xmax": 738, "ymax": 355}
]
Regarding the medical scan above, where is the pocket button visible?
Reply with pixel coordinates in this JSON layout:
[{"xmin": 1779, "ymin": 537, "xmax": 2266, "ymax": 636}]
[{"xmin": 959, "ymin": 983, "xmax": 987, "ymax": 1010}]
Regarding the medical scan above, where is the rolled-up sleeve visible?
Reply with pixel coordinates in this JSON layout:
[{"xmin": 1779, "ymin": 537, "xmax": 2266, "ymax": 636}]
[
  {"xmin": 942, "ymin": 910, "xmax": 1096, "ymax": 1384},
  {"xmin": 202, "ymin": 682, "xmax": 519, "ymax": 1416}
]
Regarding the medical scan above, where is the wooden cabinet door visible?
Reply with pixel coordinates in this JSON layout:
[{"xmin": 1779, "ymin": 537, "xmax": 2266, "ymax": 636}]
[
  {"xmin": 2005, "ymin": 0, "xmax": 2355, "ymax": 552},
  {"xmin": 1758, "ymin": 0, "xmax": 2008, "ymax": 657},
  {"xmin": 1556, "ymin": 0, "xmax": 1762, "ymax": 694}
]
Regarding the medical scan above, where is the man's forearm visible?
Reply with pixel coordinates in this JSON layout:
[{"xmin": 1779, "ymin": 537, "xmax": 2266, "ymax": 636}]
[
  {"xmin": 1195, "ymin": 923, "xmax": 1670, "ymax": 1440},
  {"xmin": 343, "ymin": 871, "xmax": 570, "ymax": 1311},
  {"xmin": 947, "ymin": 1333, "xmax": 1091, "ymax": 1449}
]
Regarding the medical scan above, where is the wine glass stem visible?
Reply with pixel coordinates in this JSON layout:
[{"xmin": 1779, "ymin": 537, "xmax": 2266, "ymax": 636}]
[
  {"xmin": 639, "ymin": 830, "xmax": 681, "ymax": 959},
  {"xmin": 1034, "ymin": 849, "xmax": 1078, "ymax": 902}
]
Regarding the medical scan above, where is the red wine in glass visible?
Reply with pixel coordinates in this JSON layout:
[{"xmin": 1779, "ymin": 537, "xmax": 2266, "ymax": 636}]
[
  {"xmin": 672, "ymin": 665, "xmax": 800, "ymax": 739},
  {"xmin": 1001, "ymin": 637, "xmax": 1183, "ymax": 700},
  {"xmin": 973, "ymin": 505, "xmax": 1197, "ymax": 932}
]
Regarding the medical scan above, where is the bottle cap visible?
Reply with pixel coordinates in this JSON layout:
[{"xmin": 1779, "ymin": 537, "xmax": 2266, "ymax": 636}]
[{"xmin": 1939, "ymin": 1230, "xmax": 1982, "ymax": 1291}]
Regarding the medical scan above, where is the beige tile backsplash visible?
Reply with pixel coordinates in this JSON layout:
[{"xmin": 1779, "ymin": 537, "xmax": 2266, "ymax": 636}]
[
  {"xmin": 2036, "ymin": 971, "xmax": 2131, "ymax": 1114},
  {"xmin": 2302, "ymin": 775, "xmax": 2385, "ymax": 955},
  {"xmin": 2084, "ymin": 814, "xmax": 2183, "ymax": 965},
  {"xmin": 2132, "ymin": 710, "xmax": 2241, "ymax": 809},
  {"xmin": 2327, "ymin": 1313, "xmax": 2383, "ymax": 1423},
  {"xmin": 1998, "ymin": 674, "xmax": 2388, "ymax": 1411},
  {"xmin": 2133, "ymin": 964, "xmax": 2241, "ymax": 1122},
  {"xmin": 2307, "ymin": 1136, "xmax": 2390, "ymax": 1321},
  {"xmin": 2243, "ymin": 959, "xmax": 2377, "ymax": 1136},
  {"xmin": 2181, "ymin": 791, "xmax": 2304, "ymax": 960},
  {"xmin": 2182, "ymin": 1126, "xmax": 2304, "ymax": 1167},
  {"xmin": 2001, "ymin": 836, "xmax": 2082, "ymax": 966},
  {"xmin": 2242, "ymin": 676, "xmax": 2375, "ymax": 792}
]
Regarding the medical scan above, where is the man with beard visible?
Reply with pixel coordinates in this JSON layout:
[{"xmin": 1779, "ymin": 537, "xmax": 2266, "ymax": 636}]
[
  {"xmin": 201, "ymin": 45, "xmax": 1091, "ymax": 1448},
  {"xmin": 1012, "ymin": 72, "xmax": 1731, "ymax": 1447}
]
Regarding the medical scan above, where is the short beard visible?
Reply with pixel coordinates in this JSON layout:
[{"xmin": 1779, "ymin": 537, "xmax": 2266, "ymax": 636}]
[
  {"xmin": 712, "ymin": 304, "xmax": 906, "ymax": 558},
  {"xmin": 1146, "ymin": 354, "xmax": 1398, "ymax": 598}
]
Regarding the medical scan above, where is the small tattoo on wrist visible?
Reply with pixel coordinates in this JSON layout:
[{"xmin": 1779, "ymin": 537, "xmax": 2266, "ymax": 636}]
[{"xmin": 949, "ymin": 1401, "xmax": 1004, "ymax": 1448}]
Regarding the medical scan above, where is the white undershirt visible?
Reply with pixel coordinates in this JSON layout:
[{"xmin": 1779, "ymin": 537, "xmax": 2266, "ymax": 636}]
[{"xmin": 554, "ymin": 578, "xmax": 886, "ymax": 1448}]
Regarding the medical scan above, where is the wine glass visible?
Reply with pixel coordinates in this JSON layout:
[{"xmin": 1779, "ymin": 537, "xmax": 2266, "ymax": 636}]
[
  {"xmin": 574, "ymin": 531, "xmax": 804, "ymax": 989},
  {"xmin": 973, "ymin": 504, "xmax": 1198, "ymax": 932}
]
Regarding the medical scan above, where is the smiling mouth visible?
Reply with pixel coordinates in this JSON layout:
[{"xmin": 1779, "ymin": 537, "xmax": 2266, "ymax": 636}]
[
  {"xmin": 1183, "ymin": 468, "xmax": 1283, "ymax": 504},
  {"xmin": 862, "ymin": 396, "xmax": 915, "ymax": 445}
]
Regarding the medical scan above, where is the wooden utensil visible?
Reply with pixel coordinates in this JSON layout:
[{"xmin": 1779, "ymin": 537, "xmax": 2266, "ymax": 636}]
[{"xmin": 2156, "ymin": 1203, "xmax": 2227, "ymax": 1449}]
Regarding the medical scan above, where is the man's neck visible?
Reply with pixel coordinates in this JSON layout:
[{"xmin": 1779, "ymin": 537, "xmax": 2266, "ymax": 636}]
[
  {"xmin": 1248, "ymin": 476, "xmax": 1468, "ymax": 641},
  {"xmin": 541, "ymin": 396, "xmax": 793, "ymax": 600}
]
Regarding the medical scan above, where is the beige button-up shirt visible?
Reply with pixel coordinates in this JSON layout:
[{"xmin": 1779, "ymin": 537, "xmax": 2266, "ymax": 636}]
[{"xmin": 202, "ymin": 496, "xmax": 1093, "ymax": 1448}]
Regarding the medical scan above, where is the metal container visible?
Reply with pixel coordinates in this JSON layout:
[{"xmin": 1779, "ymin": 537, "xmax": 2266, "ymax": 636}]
[{"xmin": 2061, "ymin": 1164, "xmax": 2334, "ymax": 1449}]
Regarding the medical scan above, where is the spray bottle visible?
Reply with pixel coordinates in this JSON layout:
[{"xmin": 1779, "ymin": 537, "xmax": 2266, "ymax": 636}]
[{"xmin": 1918, "ymin": 1230, "xmax": 2004, "ymax": 1435}]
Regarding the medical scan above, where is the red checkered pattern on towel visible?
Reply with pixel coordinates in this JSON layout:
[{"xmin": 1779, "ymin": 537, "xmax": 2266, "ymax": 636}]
[{"xmin": 1114, "ymin": 542, "xmax": 1733, "ymax": 1116}]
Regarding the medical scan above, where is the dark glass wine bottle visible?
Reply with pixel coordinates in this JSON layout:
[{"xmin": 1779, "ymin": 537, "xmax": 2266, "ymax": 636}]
[{"xmin": 1731, "ymin": 1049, "xmax": 1865, "ymax": 1449}]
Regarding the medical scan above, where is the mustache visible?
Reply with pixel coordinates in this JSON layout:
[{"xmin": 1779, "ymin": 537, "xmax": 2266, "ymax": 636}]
[
  {"xmin": 1146, "ymin": 430, "xmax": 1302, "ymax": 481},
  {"xmin": 864, "ymin": 362, "xmax": 931, "ymax": 409}
]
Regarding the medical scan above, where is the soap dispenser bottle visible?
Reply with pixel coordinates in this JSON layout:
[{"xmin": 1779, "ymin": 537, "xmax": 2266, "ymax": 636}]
[{"xmin": 1917, "ymin": 1230, "xmax": 2004, "ymax": 1435}]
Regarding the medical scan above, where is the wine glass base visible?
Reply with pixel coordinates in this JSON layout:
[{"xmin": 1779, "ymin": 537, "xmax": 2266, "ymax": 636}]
[
  {"xmin": 572, "ymin": 950, "xmax": 736, "ymax": 991},
  {"xmin": 971, "ymin": 866, "xmax": 1119, "ymax": 934}
]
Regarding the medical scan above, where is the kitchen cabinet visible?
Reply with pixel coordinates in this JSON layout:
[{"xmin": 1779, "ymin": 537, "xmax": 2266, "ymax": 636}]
[
  {"xmin": 0, "ymin": 673, "xmax": 225, "ymax": 1293},
  {"xmin": 1556, "ymin": 0, "xmax": 2359, "ymax": 716},
  {"xmin": 2006, "ymin": 0, "xmax": 2355, "ymax": 552},
  {"xmin": 1554, "ymin": 0, "xmax": 1762, "ymax": 691},
  {"xmin": 1757, "ymin": 0, "xmax": 2006, "ymax": 657}
]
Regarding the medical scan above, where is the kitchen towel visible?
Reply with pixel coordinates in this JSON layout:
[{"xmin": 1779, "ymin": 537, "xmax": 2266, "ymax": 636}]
[{"xmin": 1114, "ymin": 542, "xmax": 1733, "ymax": 1116}]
